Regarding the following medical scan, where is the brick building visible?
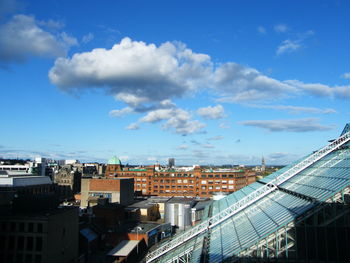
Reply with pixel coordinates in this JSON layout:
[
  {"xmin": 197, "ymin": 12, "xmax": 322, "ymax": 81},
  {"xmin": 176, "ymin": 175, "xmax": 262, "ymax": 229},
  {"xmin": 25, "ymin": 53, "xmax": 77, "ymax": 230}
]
[
  {"xmin": 80, "ymin": 177, "xmax": 134, "ymax": 208},
  {"xmin": 105, "ymin": 157, "xmax": 256, "ymax": 197}
]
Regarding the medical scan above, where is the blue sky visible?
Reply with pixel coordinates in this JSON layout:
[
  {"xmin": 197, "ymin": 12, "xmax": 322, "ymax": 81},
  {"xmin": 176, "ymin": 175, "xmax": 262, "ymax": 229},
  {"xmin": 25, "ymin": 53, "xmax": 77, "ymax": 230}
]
[{"xmin": 1, "ymin": 0, "xmax": 350, "ymax": 165}]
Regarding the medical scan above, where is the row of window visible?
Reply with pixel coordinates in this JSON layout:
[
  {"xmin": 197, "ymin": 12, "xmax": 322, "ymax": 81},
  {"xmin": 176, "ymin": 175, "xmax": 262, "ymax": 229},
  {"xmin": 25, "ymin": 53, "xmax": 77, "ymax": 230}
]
[
  {"xmin": 0, "ymin": 253, "xmax": 41, "ymax": 263},
  {"xmin": 0, "ymin": 222, "xmax": 43, "ymax": 233},
  {"xmin": 0, "ymin": 235, "xmax": 43, "ymax": 252}
]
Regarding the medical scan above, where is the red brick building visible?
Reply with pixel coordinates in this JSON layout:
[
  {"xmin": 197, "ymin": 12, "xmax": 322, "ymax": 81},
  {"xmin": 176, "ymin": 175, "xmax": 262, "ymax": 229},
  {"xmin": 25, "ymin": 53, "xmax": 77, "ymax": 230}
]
[{"xmin": 105, "ymin": 157, "xmax": 256, "ymax": 198}]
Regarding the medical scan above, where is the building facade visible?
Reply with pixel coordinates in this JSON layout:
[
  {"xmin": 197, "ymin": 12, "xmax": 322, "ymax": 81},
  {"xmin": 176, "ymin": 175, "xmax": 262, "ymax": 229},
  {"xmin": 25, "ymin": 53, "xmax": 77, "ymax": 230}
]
[
  {"xmin": 105, "ymin": 157, "xmax": 256, "ymax": 198},
  {"xmin": 80, "ymin": 177, "xmax": 134, "ymax": 208},
  {"xmin": 0, "ymin": 207, "xmax": 79, "ymax": 263}
]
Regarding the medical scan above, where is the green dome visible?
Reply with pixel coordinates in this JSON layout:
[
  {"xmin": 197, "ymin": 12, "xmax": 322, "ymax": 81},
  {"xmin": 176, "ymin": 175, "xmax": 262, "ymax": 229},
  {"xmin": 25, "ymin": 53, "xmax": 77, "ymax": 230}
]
[{"xmin": 108, "ymin": 156, "xmax": 122, "ymax": 165}]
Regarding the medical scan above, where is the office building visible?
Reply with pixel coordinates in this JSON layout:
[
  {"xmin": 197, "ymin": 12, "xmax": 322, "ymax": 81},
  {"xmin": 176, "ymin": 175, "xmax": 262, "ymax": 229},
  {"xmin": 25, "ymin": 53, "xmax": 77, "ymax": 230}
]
[{"xmin": 105, "ymin": 157, "xmax": 256, "ymax": 197}]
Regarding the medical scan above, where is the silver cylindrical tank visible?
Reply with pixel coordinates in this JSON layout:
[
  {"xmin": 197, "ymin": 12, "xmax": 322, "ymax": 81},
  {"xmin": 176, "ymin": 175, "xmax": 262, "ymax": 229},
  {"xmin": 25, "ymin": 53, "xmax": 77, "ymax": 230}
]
[{"xmin": 165, "ymin": 202, "xmax": 192, "ymax": 230}]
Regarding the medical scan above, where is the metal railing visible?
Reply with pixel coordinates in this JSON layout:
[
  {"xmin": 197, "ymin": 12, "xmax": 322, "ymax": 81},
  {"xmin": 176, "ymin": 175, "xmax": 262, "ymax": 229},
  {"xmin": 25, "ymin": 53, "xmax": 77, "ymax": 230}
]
[{"xmin": 146, "ymin": 131, "xmax": 350, "ymax": 263}]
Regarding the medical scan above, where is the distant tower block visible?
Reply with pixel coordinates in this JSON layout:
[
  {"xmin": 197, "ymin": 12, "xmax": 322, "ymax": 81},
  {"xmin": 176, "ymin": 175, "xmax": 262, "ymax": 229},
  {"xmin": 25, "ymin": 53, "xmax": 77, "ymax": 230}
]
[
  {"xmin": 261, "ymin": 156, "xmax": 266, "ymax": 172},
  {"xmin": 168, "ymin": 158, "xmax": 175, "ymax": 168}
]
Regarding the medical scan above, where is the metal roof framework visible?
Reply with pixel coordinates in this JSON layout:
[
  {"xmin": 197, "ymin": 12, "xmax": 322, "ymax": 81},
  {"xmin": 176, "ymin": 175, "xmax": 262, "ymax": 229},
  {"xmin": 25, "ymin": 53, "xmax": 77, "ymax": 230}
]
[{"xmin": 146, "ymin": 129, "xmax": 350, "ymax": 263}]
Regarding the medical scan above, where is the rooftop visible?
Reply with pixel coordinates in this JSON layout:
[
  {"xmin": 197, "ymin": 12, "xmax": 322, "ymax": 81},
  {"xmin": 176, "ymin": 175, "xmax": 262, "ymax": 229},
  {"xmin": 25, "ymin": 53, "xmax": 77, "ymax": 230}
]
[
  {"xmin": 107, "ymin": 240, "xmax": 139, "ymax": 257},
  {"xmin": 108, "ymin": 156, "xmax": 122, "ymax": 165},
  {"xmin": 0, "ymin": 173, "xmax": 52, "ymax": 187}
]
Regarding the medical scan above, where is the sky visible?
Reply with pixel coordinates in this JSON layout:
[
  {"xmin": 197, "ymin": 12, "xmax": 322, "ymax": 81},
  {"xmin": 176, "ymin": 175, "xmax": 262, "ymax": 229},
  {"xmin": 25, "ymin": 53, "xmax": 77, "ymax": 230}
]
[{"xmin": 1, "ymin": 0, "xmax": 350, "ymax": 165}]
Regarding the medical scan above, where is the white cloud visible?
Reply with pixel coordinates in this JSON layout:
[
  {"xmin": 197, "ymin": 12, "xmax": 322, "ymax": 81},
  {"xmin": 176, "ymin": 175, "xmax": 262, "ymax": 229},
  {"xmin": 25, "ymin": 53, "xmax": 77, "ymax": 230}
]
[
  {"xmin": 214, "ymin": 62, "xmax": 297, "ymax": 102},
  {"xmin": 125, "ymin": 123, "xmax": 139, "ymax": 130},
  {"xmin": 276, "ymin": 39, "xmax": 301, "ymax": 55},
  {"xmin": 239, "ymin": 118, "xmax": 333, "ymax": 132},
  {"xmin": 109, "ymin": 107, "xmax": 134, "ymax": 117},
  {"xmin": 0, "ymin": 14, "xmax": 77, "ymax": 63},
  {"xmin": 276, "ymin": 30, "xmax": 314, "ymax": 56},
  {"xmin": 247, "ymin": 104, "xmax": 337, "ymax": 114},
  {"xmin": 49, "ymin": 37, "xmax": 350, "ymax": 106},
  {"xmin": 60, "ymin": 32, "xmax": 78, "ymax": 48},
  {"xmin": 46, "ymin": 37, "xmax": 350, "ymax": 135},
  {"xmin": 274, "ymin": 24, "xmax": 288, "ymax": 33},
  {"xmin": 197, "ymin": 105, "xmax": 225, "ymax": 119},
  {"xmin": 49, "ymin": 37, "xmax": 211, "ymax": 102},
  {"xmin": 285, "ymin": 79, "xmax": 350, "ymax": 99},
  {"xmin": 139, "ymin": 105, "xmax": 206, "ymax": 135},
  {"xmin": 342, "ymin": 72, "xmax": 350, "ymax": 79},
  {"xmin": 82, "ymin": 32, "xmax": 94, "ymax": 44}
]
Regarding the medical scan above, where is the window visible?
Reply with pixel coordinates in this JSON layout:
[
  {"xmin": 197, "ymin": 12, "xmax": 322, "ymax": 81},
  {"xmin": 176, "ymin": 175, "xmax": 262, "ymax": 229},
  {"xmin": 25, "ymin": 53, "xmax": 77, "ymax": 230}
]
[
  {"xmin": 228, "ymin": 185, "xmax": 234, "ymax": 189},
  {"xmin": 36, "ymin": 237, "xmax": 43, "ymax": 251},
  {"xmin": 229, "ymin": 180, "xmax": 234, "ymax": 184},
  {"xmin": 37, "ymin": 223, "xmax": 43, "ymax": 233},
  {"xmin": 201, "ymin": 181, "xmax": 207, "ymax": 184},
  {"xmin": 183, "ymin": 179, "xmax": 188, "ymax": 183},
  {"xmin": 26, "ymin": 237, "xmax": 33, "ymax": 250},
  {"xmin": 18, "ymin": 236, "xmax": 24, "ymax": 250},
  {"xmin": 177, "ymin": 179, "xmax": 182, "ymax": 183},
  {"xmin": 28, "ymin": 223, "xmax": 34, "ymax": 232},
  {"xmin": 35, "ymin": 255, "xmax": 41, "ymax": 263}
]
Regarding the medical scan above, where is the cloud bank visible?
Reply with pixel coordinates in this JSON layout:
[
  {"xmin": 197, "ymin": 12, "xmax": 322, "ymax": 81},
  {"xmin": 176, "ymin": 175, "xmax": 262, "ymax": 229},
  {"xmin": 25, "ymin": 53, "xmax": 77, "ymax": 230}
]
[
  {"xmin": 239, "ymin": 118, "xmax": 333, "ymax": 132},
  {"xmin": 0, "ymin": 14, "xmax": 77, "ymax": 64},
  {"xmin": 48, "ymin": 37, "xmax": 348, "ymax": 134}
]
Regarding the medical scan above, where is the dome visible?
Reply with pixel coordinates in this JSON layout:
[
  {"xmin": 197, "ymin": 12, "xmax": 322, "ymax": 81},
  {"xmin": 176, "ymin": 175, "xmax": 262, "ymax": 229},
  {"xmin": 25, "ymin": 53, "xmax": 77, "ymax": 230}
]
[{"xmin": 107, "ymin": 156, "xmax": 122, "ymax": 165}]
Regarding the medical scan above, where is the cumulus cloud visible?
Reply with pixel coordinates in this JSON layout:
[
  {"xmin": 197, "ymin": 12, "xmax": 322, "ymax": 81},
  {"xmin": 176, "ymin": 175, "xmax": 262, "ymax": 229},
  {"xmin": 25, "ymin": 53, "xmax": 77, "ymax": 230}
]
[
  {"xmin": 0, "ymin": 14, "xmax": 77, "ymax": 64},
  {"xmin": 109, "ymin": 107, "xmax": 134, "ymax": 117},
  {"xmin": 47, "ymin": 37, "xmax": 349, "ymax": 135},
  {"xmin": 138, "ymin": 104, "xmax": 206, "ymax": 135},
  {"xmin": 214, "ymin": 62, "xmax": 297, "ymax": 102},
  {"xmin": 276, "ymin": 39, "xmax": 301, "ymax": 55},
  {"xmin": 239, "ymin": 118, "xmax": 333, "ymax": 132},
  {"xmin": 276, "ymin": 30, "xmax": 314, "ymax": 56},
  {"xmin": 197, "ymin": 105, "xmax": 225, "ymax": 119},
  {"xmin": 286, "ymin": 80, "xmax": 350, "ymax": 99},
  {"xmin": 274, "ymin": 24, "xmax": 288, "ymax": 33},
  {"xmin": 49, "ymin": 37, "xmax": 211, "ymax": 102},
  {"xmin": 247, "ymin": 104, "xmax": 337, "ymax": 114},
  {"xmin": 49, "ymin": 37, "xmax": 350, "ymax": 106},
  {"xmin": 125, "ymin": 123, "xmax": 139, "ymax": 130}
]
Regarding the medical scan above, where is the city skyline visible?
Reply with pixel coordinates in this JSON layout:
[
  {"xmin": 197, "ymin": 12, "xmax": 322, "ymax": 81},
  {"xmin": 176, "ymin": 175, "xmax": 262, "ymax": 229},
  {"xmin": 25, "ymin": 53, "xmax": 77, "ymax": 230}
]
[{"xmin": 1, "ymin": 0, "xmax": 350, "ymax": 165}]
